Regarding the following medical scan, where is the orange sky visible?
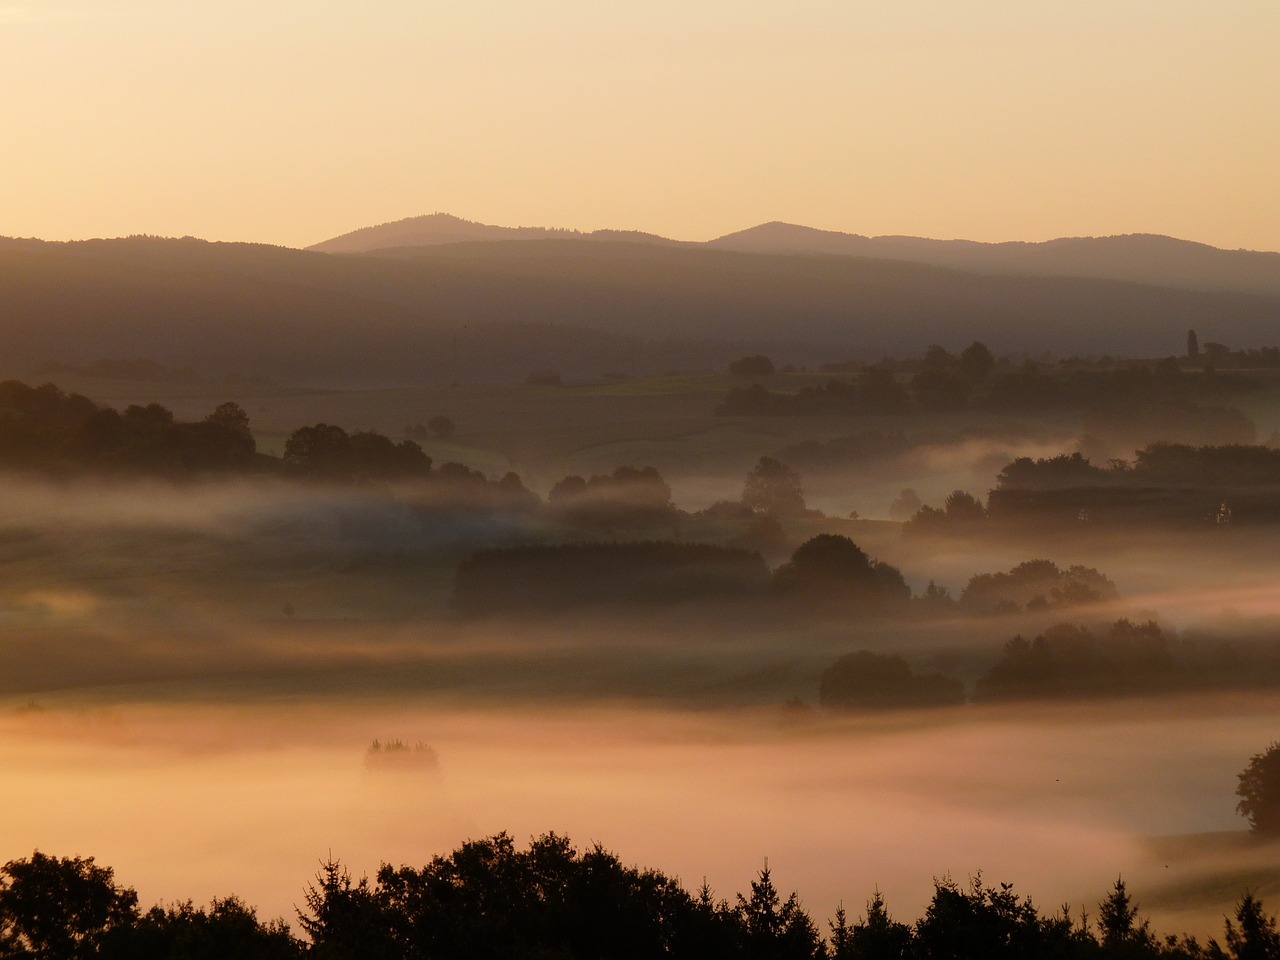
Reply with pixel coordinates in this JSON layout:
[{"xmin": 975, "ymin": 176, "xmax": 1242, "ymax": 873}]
[{"xmin": 3, "ymin": 1, "xmax": 1277, "ymax": 250}]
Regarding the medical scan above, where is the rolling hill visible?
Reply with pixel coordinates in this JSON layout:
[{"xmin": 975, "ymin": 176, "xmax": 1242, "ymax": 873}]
[
  {"xmin": 310, "ymin": 215, "xmax": 1280, "ymax": 300},
  {"xmin": 2, "ymin": 234, "xmax": 1278, "ymax": 385}
]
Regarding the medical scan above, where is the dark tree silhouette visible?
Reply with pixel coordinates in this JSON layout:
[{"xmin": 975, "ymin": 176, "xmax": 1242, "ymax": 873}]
[
  {"xmin": 943, "ymin": 490, "xmax": 986, "ymax": 521},
  {"xmin": 1223, "ymin": 892, "xmax": 1280, "ymax": 960},
  {"xmin": 742, "ymin": 457, "xmax": 807, "ymax": 518},
  {"xmin": 1097, "ymin": 878, "xmax": 1158, "ymax": 958},
  {"xmin": 960, "ymin": 341, "xmax": 996, "ymax": 381},
  {"xmin": 283, "ymin": 423, "xmax": 351, "ymax": 475},
  {"xmin": 547, "ymin": 465, "xmax": 677, "ymax": 528},
  {"xmin": 0, "ymin": 852, "xmax": 138, "ymax": 960},
  {"xmin": 1237, "ymin": 741, "xmax": 1280, "ymax": 836},
  {"xmin": 129, "ymin": 896, "xmax": 300, "ymax": 959},
  {"xmin": 297, "ymin": 858, "xmax": 396, "ymax": 960},
  {"xmin": 774, "ymin": 534, "xmax": 910, "ymax": 604},
  {"xmin": 819, "ymin": 651, "xmax": 964, "ymax": 711},
  {"xmin": 915, "ymin": 874, "xmax": 1071, "ymax": 960},
  {"xmin": 0, "ymin": 840, "xmax": 1278, "ymax": 958},
  {"xmin": 204, "ymin": 401, "xmax": 253, "ymax": 443},
  {"xmin": 734, "ymin": 864, "xmax": 824, "ymax": 960},
  {"xmin": 847, "ymin": 890, "xmax": 913, "ymax": 960},
  {"xmin": 960, "ymin": 560, "xmax": 1117, "ymax": 615}
]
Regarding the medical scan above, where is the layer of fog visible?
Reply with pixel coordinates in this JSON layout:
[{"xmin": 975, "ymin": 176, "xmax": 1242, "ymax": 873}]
[
  {"xmin": 0, "ymin": 694, "xmax": 1272, "ymax": 941},
  {"xmin": 1, "ymin": 472, "xmax": 1279, "ymax": 943},
  {"xmin": 665, "ymin": 432, "xmax": 1078, "ymax": 519}
]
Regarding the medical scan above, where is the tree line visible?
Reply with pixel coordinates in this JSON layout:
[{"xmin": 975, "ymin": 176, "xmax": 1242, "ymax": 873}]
[
  {"xmin": 896, "ymin": 443, "xmax": 1280, "ymax": 530},
  {"xmin": 716, "ymin": 344, "xmax": 1262, "ymax": 418},
  {"xmin": 0, "ymin": 380, "xmax": 528, "ymax": 498},
  {"xmin": 3, "ymin": 836, "xmax": 1278, "ymax": 959},
  {"xmin": 985, "ymin": 445, "xmax": 1280, "ymax": 525},
  {"xmin": 818, "ymin": 616, "xmax": 1280, "ymax": 712}
]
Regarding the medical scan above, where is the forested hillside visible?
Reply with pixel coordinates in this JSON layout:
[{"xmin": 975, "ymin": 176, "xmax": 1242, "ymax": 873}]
[{"xmin": 2, "ymin": 236, "xmax": 1278, "ymax": 384}]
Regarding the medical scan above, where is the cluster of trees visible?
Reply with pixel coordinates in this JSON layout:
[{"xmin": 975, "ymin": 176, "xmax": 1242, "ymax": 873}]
[
  {"xmin": 0, "ymin": 379, "xmax": 548, "ymax": 504},
  {"xmin": 987, "ymin": 445, "xmax": 1280, "ymax": 525},
  {"xmin": 0, "ymin": 851, "xmax": 294, "ymax": 959},
  {"xmin": 547, "ymin": 466, "xmax": 679, "ymax": 529},
  {"xmin": 899, "ymin": 443, "xmax": 1280, "ymax": 530},
  {"xmin": 717, "ymin": 344, "xmax": 1261, "ymax": 418},
  {"xmin": 283, "ymin": 424, "xmax": 433, "ymax": 480},
  {"xmin": 902, "ymin": 490, "xmax": 988, "ymax": 532},
  {"xmin": 0, "ymin": 381, "xmax": 258, "ymax": 476},
  {"xmin": 772, "ymin": 534, "xmax": 910, "ymax": 606},
  {"xmin": 280, "ymin": 424, "xmax": 545, "ymax": 511},
  {"xmin": 700, "ymin": 457, "xmax": 816, "ymax": 522},
  {"xmin": 453, "ymin": 534, "xmax": 913, "ymax": 615},
  {"xmin": 819, "ymin": 651, "xmax": 964, "ymax": 710},
  {"xmin": 1185, "ymin": 333, "xmax": 1280, "ymax": 370},
  {"xmin": 3, "ymin": 838, "xmax": 1279, "ymax": 959},
  {"xmin": 975, "ymin": 620, "xmax": 1178, "ymax": 701},
  {"xmin": 452, "ymin": 530, "xmax": 1128, "ymax": 622},
  {"xmin": 821, "ymin": 616, "xmax": 1280, "ymax": 712},
  {"xmin": 870, "ymin": 557, "xmax": 1116, "ymax": 618},
  {"xmin": 954, "ymin": 560, "xmax": 1119, "ymax": 615}
]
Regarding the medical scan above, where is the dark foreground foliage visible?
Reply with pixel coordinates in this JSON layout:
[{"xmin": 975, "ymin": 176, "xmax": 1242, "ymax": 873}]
[{"xmin": 3, "ymin": 837, "xmax": 1279, "ymax": 959}]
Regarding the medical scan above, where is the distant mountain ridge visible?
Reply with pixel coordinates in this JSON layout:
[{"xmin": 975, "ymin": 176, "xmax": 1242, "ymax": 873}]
[
  {"xmin": 307, "ymin": 213, "xmax": 687, "ymax": 254},
  {"xmin": 3, "ymin": 234, "xmax": 1279, "ymax": 386},
  {"xmin": 310, "ymin": 215, "xmax": 1280, "ymax": 299}
]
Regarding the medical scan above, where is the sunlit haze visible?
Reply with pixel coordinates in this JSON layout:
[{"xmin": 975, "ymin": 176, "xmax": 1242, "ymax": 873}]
[{"xmin": 4, "ymin": 0, "xmax": 1278, "ymax": 249}]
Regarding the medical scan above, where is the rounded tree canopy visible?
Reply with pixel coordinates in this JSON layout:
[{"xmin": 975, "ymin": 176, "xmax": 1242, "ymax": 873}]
[
  {"xmin": 783, "ymin": 533, "xmax": 872, "ymax": 579},
  {"xmin": 1238, "ymin": 740, "xmax": 1280, "ymax": 835}
]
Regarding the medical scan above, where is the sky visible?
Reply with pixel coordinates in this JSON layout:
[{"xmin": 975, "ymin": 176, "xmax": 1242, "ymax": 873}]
[{"xmin": 3, "ymin": 1, "xmax": 1278, "ymax": 250}]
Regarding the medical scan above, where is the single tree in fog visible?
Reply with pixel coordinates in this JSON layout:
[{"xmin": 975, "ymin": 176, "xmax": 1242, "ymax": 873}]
[
  {"xmin": 742, "ymin": 456, "xmax": 807, "ymax": 517},
  {"xmin": 1237, "ymin": 741, "xmax": 1280, "ymax": 835}
]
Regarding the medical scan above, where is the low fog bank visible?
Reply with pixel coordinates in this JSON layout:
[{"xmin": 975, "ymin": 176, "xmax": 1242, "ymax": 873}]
[
  {"xmin": 0, "ymin": 695, "xmax": 1273, "ymax": 941},
  {"xmin": 0, "ymin": 470, "xmax": 1277, "ymax": 942},
  {"xmin": 0, "ymin": 471, "xmax": 1277, "ymax": 708}
]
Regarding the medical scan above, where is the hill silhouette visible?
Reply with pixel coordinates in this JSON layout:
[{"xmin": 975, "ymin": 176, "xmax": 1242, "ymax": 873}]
[
  {"xmin": 708, "ymin": 222, "xmax": 1280, "ymax": 299},
  {"xmin": 3, "ymin": 234, "xmax": 1279, "ymax": 384},
  {"xmin": 308, "ymin": 212, "xmax": 688, "ymax": 254},
  {"xmin": 310, "ymin": 214, "xmax": 1280, "ymax": 299}
]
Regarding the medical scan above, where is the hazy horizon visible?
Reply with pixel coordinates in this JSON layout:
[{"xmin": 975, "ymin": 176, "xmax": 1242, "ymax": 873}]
[
  {"xmin": 4, "ymin": 1, "xmax": 1277, "ymax": 251},
  {"xmin": 9, "ymin": 212, "xmax": 1280, "ymax": 257}
]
